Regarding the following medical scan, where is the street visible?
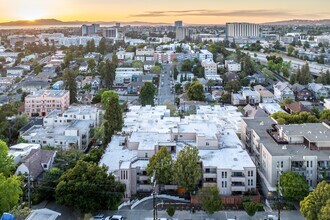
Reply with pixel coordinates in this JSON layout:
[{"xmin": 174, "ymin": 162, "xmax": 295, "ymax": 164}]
[
  {"xmin": 157, "ymin": 63, "xmax": 175, "ymax": 105},
  {"xmin": 106, "ymin": 209, "xmax": 305, "ymax": 220}
]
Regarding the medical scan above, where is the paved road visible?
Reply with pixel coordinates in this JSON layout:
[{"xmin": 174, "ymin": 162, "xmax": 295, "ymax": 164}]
[
  {"xmin": 106, "ymin": 209, "xmax": 304, "ymax": 220},
  {"xmin": 226, "ymin": 48, "xmax": 330, "ymax": 76},
  {"xmin": 157, "ymin": 64, "xmax": 175, "ymax": 105}
]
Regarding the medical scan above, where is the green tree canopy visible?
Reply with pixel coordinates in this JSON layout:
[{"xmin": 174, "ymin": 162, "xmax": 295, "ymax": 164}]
[
  {"xmin": 56, "ymin": 160, "xmax": 125, "ymax": 213},
  {"xmin": 172, "ymin": 146, "xmax": 201, "ymax": 193},
  {"xmin": 280, "ymin": 171, "xmax": 309, "ymax": 201},
  {"xmin": 37, "ymin": 167, "xmax": 63, "ymax": 200},
  {"xmin": 0, "ymin": 140, "xmax": 14, "ymax": 176},
  {"xmin": 243, "ymin": 200, "xmax": 258, "ymax": 217},
  {"xmin": 98, "ymin": 38, "xmax": 107, "ymax": 55},
  {"xmin": 0, "ymin": 174, "xmax": 22, "ymax": 215},
  {"xmin": 150, "ymin": 66, "xmax": 162, "ymax": 74},
  {"xmin": 131, "ymin": 60, "xmax": 144, "ymax": 69},
  {"xmin": 101, "ymin": 91, "xmax": 123, "ymax": 145},
  {"xmin": 140, "ymin": 82, "xmax": 156, "ymax": 106},
  {"xmin": 199, "ymin": 186, "xmax": 222, "ymax": 215},
  {"xmin": 53, "ymin": 149, "xmax": 85, "ymax": 172},
  {"xmin": 63, "ymin": 69, "xmax": 77, "ymax": 104},
  {"xmin": 146, "ymin": 147, "xmax": 173, "ymax": 185},
  {"xmin": 300, "ymin": 181, "xmax": 330, "ymax": 220},
  {"xmin": 187, "ymin": 81, "xmax": 205, "ymax": 101}
]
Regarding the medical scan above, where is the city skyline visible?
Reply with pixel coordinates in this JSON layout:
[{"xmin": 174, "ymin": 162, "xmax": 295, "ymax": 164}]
[{"xmin": 0, "ymin": 0, "xmax": 330, "ymax": 24}]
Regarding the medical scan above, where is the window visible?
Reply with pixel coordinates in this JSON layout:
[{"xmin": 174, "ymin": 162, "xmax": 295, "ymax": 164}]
[
  {"xmin": 307, "ymin": 161, "xmax": 309, "ymax": 167},
  {"xmin": 281, "ymin": 161, "xmax": 284, "ymax": 168},
  {"xmin": 145, "ymin": 153, "xmax": 148, "ymax": 158},
  {"xmin": 206, "ymin": 142, "xmax": 209, "ymax": 146},
  {"xmin": 222, "ymin": 172, "xmax": 227, "ymax": 178},
  {"xmin": 248, "ymin": 179, "xmax": 250, "ymax": 186},
  {"xmin": 222, "ymin": 181, "xmax": 224, "ymax": 187},
  {"xmin": 310, "ymin": 161, "xmax": 313, "ymax": 168},
  {"xmin": 225, "ymin": 181, "xmax": 227, "ymax": 187}
]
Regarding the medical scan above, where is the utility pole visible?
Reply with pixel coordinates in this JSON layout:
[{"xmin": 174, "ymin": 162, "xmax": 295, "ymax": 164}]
[
  {"xmin": 27, "ymin": 170, "xmax": 31, "ymax": 208},
  {"xmin": 277, "ymin": 162, "xmax": 283, "ymax": 220},
  {"xmin": 151, "ymin": 171, "xmax": 157, "ymax": 220}
]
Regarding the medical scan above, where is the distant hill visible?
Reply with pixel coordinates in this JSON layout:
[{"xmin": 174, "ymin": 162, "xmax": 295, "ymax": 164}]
[
  {"xmin": 0, "ymin": 18, "xmax": 170, "ymax": 26},
  {"xmin": 262, "ymin": 19, "xmax": 330, "ymax": 26}
]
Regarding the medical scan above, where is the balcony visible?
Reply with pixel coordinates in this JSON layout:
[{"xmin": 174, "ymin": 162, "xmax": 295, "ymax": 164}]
[
  {"xmin": 292, "ymin": 166, "xmax": 306, "ymax": 172},
  {"xmin": 231, "ymin": 172, "xmax": 245, "ymax": 182},
  {"xmin": 204, "ymin": 173, "xmax": 217, "ymax": 178}
]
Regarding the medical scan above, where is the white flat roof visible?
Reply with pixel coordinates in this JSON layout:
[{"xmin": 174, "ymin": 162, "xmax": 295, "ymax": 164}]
[
  {"xmin": 199, "ymin": 130, "xmax": 255, "ymax": 170},
  {"xmin": 99, "ymin": 136, "xmax": 137, "ymax": 174}
]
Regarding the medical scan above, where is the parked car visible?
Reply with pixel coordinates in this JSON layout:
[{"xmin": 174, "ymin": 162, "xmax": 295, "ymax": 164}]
[
  {"xmin": 105, "ymin": 215, "xmax": 124, "ymax": 220},
  {"xmin": 93, "ymin": 214, "xmax": 106, "ymax": 220}
]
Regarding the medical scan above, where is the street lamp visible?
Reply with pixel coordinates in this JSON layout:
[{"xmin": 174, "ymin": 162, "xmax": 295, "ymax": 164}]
[
  {"xmin": 151, "ymin": 170, "xmax": 157, "ymax": 220},
  {"xmin": 276, "ymin": 161, "xmax": 283, "ymax": 220}
]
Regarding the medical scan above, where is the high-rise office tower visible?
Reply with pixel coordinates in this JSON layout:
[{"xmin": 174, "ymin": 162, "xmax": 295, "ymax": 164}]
[{"xmin": 226, "ymin": 23, "xmax": 260, "ymax": 39}]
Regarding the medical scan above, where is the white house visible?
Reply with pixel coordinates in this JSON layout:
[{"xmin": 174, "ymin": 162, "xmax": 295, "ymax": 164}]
[
  {"xmin": 79, "ymin": 62, "xmax": 89, "ymax": 72},
  {"xmin": 6, "ymin": 67, "xmax": 24, "ymax": 78},
  {"xmin": 273, "ymin": 82, "xmax": 294, "ymax": 101},
  {"xmin": 225, "ymin": 60, "xmax": 241, "ymax": 72}
]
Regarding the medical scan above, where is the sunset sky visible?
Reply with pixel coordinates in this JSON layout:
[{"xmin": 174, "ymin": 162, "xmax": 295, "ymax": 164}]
[{"xmin": 0, "ymin": 0, "xmax": 329, "ymax": 24}]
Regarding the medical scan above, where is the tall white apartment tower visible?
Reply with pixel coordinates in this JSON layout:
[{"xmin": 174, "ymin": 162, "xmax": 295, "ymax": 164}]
[{"xmin": 226, "ymin": 23, "xmax": 260, "ymax": 39}]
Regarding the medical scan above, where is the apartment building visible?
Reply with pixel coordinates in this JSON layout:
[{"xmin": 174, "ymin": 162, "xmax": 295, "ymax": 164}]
[
  {"xmin": 226, "ymin": 23, "xmax": 260, "ymax": 39},
  {"xmin": 241, "ymin": 117, "xmax": 330, "ymax": 197},
  {"xmin": 81, "ymin": 24, "xmax": 100, "ymax": 36},
  {"xmin": 153, "ymin": 51, "xmax": 176, "ymax": 63},
  {"xmin": 201, "ymin": 59, "xmax": 222, "ymax": 81},
  {"xmin": 100, "ymin": 105, "xmax": 256, "ymax": 199},
  {"xmin": 24, "ymin": 90, "xmax": 70, "ymax": 117},
  {"xmin": 225, "ymin": 60, "xmax": 242, "ymax": 72},
  {"xmin": 114, "ymin": 68, "xmax": 143, "ymax": 86},
  {"xmin": 21, "ymin": 105, "xmax": 103, "ymax": 151},
  {"xmin": 58, "ymin": 36, "xmax": 102, "ymax": 47}
]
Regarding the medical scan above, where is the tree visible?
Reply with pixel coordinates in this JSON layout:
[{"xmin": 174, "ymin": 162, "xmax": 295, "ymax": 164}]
[
  {"xmin": 243, "ymin": 200, "xmax": 258, "ymax": 218},
  {"xmin": 131, "ymin": 60, "xmax": 144, "ymax": 69},
  {"xmin": 172, "ymin": 146, "xmax": 201, "ymax": 193},
  {"xmin": 63, "ymin": 69, "xmax": 77, "ymax": 103},
  {"xmin": 0, "ymin": 140, "xmax": 14, "ymax": 176},
  {"xmin": 53, "ymin": 149, "xmax": 85, "ymax": 172},
  {"xmin": 146, "ymin": 147, "xmax": 172, "ymax": 185},
  {"xmin": 0, "ymin": 174, "xmax": 22, "ymax": 215},
  {"xmin": 98, "ymin": 38, "xmax": 107, "ymax": 55},
  {"xmin": 101, "ymin": 91, "xmax": 123, "ymax": 145},
  {"xmin": 300, "ymin": 181, "xmax": 330, "ymax": 220},
  {"xmin": 287, "ymin": 45, "xmax": 295, "ymax": 56},
  {"xmin": 199, "ymin": 186, "xmax": 222, "ymax": 215},
  {"xmin": 166, "ymin": 206, "xmax": 175, "ymax": 217},
  {"xmin": 224, "ymin": 80, "xmax": 241, "ymax": 93},
  {"xmin": 187, "ymin": 81, "xmax": 205, "ymax": 101},
  {"xmin": 56, "ymin": 161, "xmax": 125, "ymax": 213},
  {"xmin": 140, "ymin": 82, "xmax": 156, "ymax": 106},
  {"xmin": 64, "ymin": 52, "xmax": 73, "ymax": 68},
  {"xmin": 100, "ymin": 60, "xmax": 116, "ymax": 89},
  {"xmin": 181, "ymin": 60, "xmax": 192, "ymax": 72},
  {"xmin": 280, "ymin": 172, "xmax": 309, "ymax": 201},
  {"xmin": 319, "ymin": 199, "xmax": 330, "ymax": 220},
  {"xmin": 37, "ymin": 168, "xmax": 63, "ymax": 200},
  {"xmin": 150, "ymin": 66, "xmax": 162, "ymax": 74},
  {"xmin": 87, "ymin": 59, "xmax": 96, "ymax": 73}
]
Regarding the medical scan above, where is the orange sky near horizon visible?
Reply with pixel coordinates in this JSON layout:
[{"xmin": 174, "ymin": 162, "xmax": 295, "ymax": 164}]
[{"xmin": 0, "ymin": 0, "xmax": 329, "ymax": 24}]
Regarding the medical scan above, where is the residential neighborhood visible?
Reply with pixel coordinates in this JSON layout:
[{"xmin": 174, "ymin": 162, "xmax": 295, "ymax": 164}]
[{"xmin": 0, "ymin": 4, "xmax": 330, "ymax": 220}]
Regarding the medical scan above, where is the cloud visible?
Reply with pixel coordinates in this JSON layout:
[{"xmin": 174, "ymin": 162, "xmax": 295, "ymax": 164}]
[{"xmin": 129, "ymin": 9, "xmax": 312, "ymax": 18}]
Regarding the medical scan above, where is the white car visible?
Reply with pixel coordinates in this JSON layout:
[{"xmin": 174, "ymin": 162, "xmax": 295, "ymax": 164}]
[{"xmin": 105, "ymin": 215, "xmax": 123, "ymax": 220}]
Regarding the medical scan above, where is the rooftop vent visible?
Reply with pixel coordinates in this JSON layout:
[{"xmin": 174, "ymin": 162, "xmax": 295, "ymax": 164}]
[{"xmin": 282, "ymin": 145, "xmax": 287, "ymax": 150}]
